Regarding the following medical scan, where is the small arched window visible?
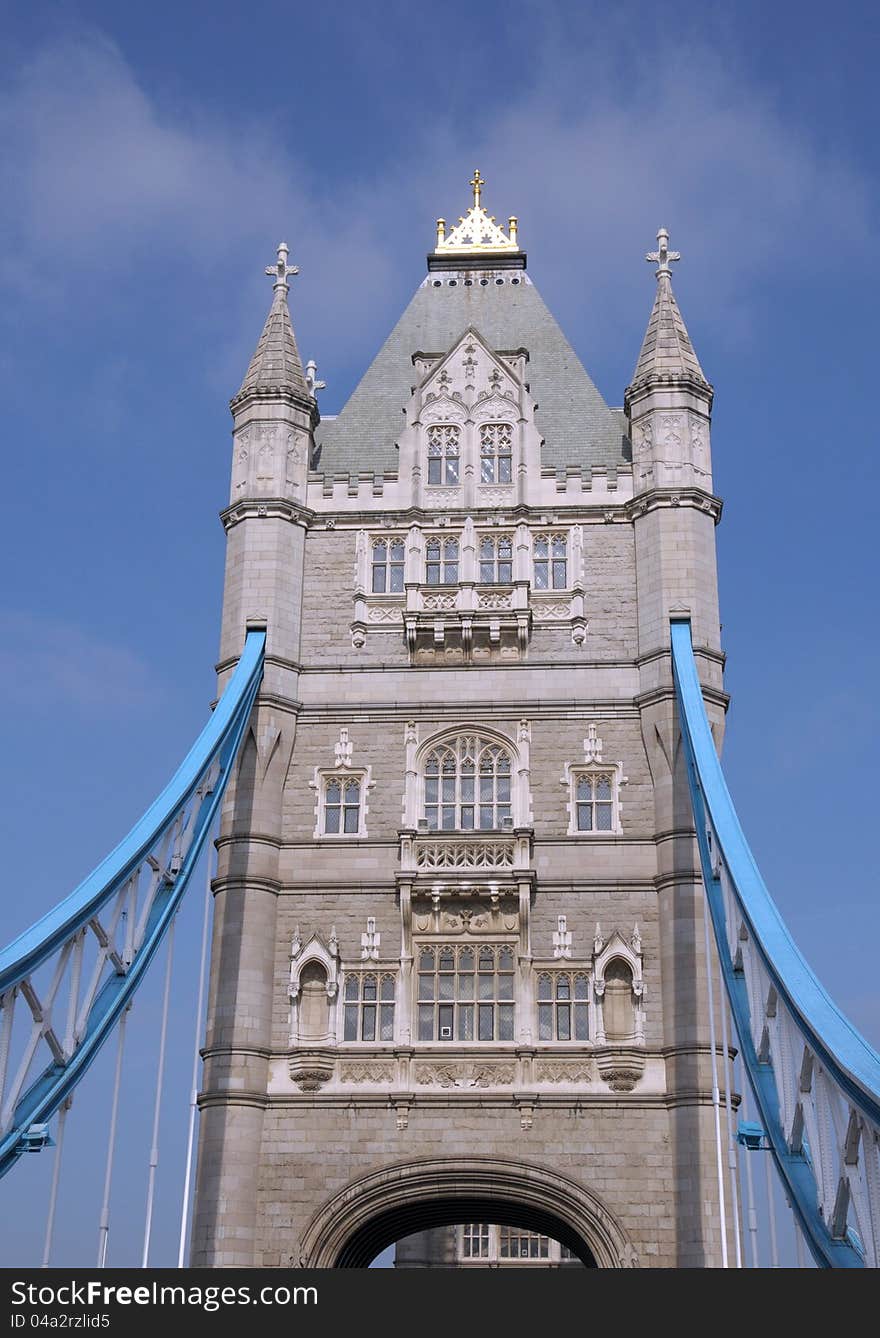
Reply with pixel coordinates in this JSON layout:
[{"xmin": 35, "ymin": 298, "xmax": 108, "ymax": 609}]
[
  {"xmin": 425, "ymin": 536, "xmax": 459, "ymax": 585},
  {"xmin": 478, "ymin": 535, "xmax": 513, "ymax": 584},
  {"xmin": 324, "ymin": 776, "xmax": 362, "ymax": 834},
  {"xmin": 423, "ymin": 734, "xmax": 513, "ymax": 831},
  {"xmin": 533, "ymin": 533, "xmax": 567, "ymax": 590},
  {"xmin": 372, "ymin": 537, "xmax": 405, "ymax": 593},
  {"xmin": 479, "ymin": 423, "xmax": 513, "ymax": 484},
  {"xmin": 427, "ymin": 425, "xmax": 460, "ymax": 485},
  {"xmin": 575, "ymin": 774, "xmax": 614, "ymax": 831}
]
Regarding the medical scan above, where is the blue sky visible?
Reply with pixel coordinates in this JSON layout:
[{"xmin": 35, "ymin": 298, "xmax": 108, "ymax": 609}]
[{"xmin": 0, "ymin": 0, "xmax": 877, "ymax": 1268}]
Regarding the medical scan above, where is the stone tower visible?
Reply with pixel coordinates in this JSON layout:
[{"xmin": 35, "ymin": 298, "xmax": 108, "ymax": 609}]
[{"xmin": 191, "ymin": 176, "xmax": 728, "ymax": 1268}]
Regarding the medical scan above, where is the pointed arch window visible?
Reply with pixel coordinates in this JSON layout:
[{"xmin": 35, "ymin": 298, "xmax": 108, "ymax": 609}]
[
  {"xmin": 478, "ymin": 535, "xmax": 513, "ymax": 584},
  {"xmin": 425, "ymin": 536, "xmax": 459, "ymax": 585},
  {"xmin": 533, "ymin": 533, "xmax": 568, "ymax": 590},
  {"xmin": 371, "ymin": 537, "xmax": 405, "ymax": 594},
  {"xmin": 324, "ymin": 776, "xmax": 362, "ymax": 834},
  {"xmin": 575, "ymin": 774, "xmax": 614, "ymax": 832},
  {"xmin": 423, "ymin": 734, "xmax": 512, "ymax": 831},
  {"xmin": 427, "ymin": 425, "xmax": 460, "ymax": 485},
  {"xmin": 479, "ymin": 423, "xmax": 513, "ymax": 484}
]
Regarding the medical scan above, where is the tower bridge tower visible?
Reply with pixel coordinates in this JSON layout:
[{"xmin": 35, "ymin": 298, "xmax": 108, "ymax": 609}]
[{"xmin": 191, "ymin": 176, "xmax": 727, "ymax": 1268}]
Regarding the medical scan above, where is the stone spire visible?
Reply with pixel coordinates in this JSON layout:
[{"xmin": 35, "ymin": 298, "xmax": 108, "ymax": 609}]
[
  {"xmin": 233, "ymin": 242, "xmax": 312, "ymax": 408},
  {"xmin": 628, "ymin": 229, "xmax": 710, "ymax": 394},
  {"xmin": 625, "ymin": 229, "xmax": 714, "ymax": 497}
]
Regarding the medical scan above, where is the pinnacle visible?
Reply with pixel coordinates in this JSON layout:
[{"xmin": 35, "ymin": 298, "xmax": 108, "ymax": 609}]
[
  {"xmin": 629, "ymin": 273, "xmax": 709, "ymax": 391},
  {"xmin": 233, "ymin": 243, "xmax": 312, "ymax": 406}
]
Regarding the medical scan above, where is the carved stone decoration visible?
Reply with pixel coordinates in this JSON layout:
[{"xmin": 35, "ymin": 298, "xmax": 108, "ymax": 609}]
[
  {"xmin": 535, "ymin": 1062, "xmax": 597, "ymax": 1084},
  {"xmin": 595, "ymin": 1049, "xmax": 646, "ymax": 1093},
  {"xmin": 289, "ymin": 1050, "xmax": 335, "ymax": 1092},
  {"xmin": 338, "ymin": 1062, "xmax": 395, "ymax": 1084},
  {"xmin": 414, "ymin": 1063, "xmax": 515, "ymax": 1089}
]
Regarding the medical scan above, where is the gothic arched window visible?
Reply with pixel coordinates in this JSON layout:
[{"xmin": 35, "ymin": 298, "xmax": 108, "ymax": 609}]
[
  {"xmin": 423, "ymin": 734, "xmax": 513, "ymax": 831},
  {"xmin": 425, "ymin": 536, "xmax": 459, "ymax": 585},
  {"xmin": 478, "ymin": 534, "xmax": 513, "ymax": 584},
  {"xmin": 427, "ymin": 425, "xmax": 460, "ymax": 485},
  {"xmin": 371, "ymin": 537, "xmax": 405, "ymax": 593},
  {"xmin": 533, "ymin": 533, "xmax": 567, "ymax": 590},
  {"xmin": 575, "ymin": 774, "xmax": 614, "ymax": 831},
  {"xmin": 479, "ymin": 423, "xmax": 513, "ymax": 484},
  {"xmin": 323, "ymin": 776, "xmax": 362, "ymax": 834},
  {"xmin": 417, "ymin": 944, "xmax": 515, "ymax": 1041}
]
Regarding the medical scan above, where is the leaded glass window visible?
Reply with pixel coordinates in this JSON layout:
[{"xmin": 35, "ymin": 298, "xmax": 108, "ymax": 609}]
[
  {"xmin": 416, "ymin": 944, "xmax": 516, "ymax": 1041},
  {"xmin": 478, "ymin": 534, "xmax": 513, "ymax": 583},
  {"xmin": 427, "ymin": 425, "xmax": 460, "ymax": 485},
  {"xmin": 537, "ymin": 972, "xmax": 590, "ymax": 1041},
  {"xmin": 479, "ymin": 423, "xmax": 513, "ymax": 484},
  {"xmin": 425, "ymin": 536, "xmax": 459, "ymax": 585},
  {"xmin": 343, "ymin": 973, "xmax": 395, "ymax": 1041},
  {"xmin": 533, "ymin": 533, "xmax": 567, "ymax": 590},
  {"xmin": 423, "ymin": 735, "xmax": 512, "ymax": 831},
  {"xmin": 575, "ymin": 773, "xmax": 614, "ymax": 831},
  {"xmin": 324, "ymin": 776, "xmax": 362, "ymax": 834},
  {"xmin": 371, "ymin": 537, "xmax": 405, "ymax": 593}
]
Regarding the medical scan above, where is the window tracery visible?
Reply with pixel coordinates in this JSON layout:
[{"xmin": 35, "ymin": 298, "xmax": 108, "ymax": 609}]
[
  {"xmin": 479, "ymin": 423, "xmax": 513, "ymax": 484},
  {"xmin": 425, "ymin": 536, "xmax": 459, "ymax": 585},
  {"xmin": 416, "ymin": 943, "xmax": 516, "ymax": 1041},
  {"xmin": 427, "ymin": 425, "xmax": 460, "ymax": 485},
  {"xmin": 342, "ymin": 972, "xmax": 396, "ymax": 1042},
  {"xmin": 536, "ymin": 972, "xmax": 590, "ymax": 1042},
  {"xmin": 423, "ymin": 734, "xmax": 513, "ymax": 831},
  {"xmin": 371, "ymin": 537, "xmax": 405, "ymax": 593},
  {"xmin": 533, "ymin": 533, "xmax": 568, "ymax": 590},
  {"xmin": 478, "ymin": 534, "xmax": 513, "ymax": 584}
]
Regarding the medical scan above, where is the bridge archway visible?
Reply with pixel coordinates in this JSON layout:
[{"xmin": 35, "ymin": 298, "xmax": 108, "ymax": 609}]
[{"xmin": 299, "ymin": 1158, "xmax": 636, "ymax": 1268}]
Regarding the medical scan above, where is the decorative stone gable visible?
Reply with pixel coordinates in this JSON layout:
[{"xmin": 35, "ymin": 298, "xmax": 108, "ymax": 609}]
[{"xmin": 398, "ymin": 326, "xmax": 543, "ymax": 511}]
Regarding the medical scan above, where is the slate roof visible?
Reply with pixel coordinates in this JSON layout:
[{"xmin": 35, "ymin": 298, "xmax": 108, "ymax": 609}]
[
  {"xmin": 235, "ymin": 286, "xmax": 310, "ymax": 402},
  {"xmin": 629, "ymin": 272, "xmax": 709, "ymax": 390},
  {"xmin": 313, "ymin": 275, "xmax": 629, "ymax": 477}
]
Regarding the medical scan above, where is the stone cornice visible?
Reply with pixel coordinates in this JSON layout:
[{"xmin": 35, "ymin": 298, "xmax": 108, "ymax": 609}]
[
  {"xmin": 626, "ymin": 487, "xmax": 722, "ymax": 523},
  {"xmin": 220, "ymin": 497, "xmax": 316, "ymax": 531}
]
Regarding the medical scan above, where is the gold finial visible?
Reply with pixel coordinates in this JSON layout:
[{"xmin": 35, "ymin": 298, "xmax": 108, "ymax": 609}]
[
  {"xmin": 433, "ymin": 174, "xmax": 520, "ymax": 255},
  {"xmin": 508, "ymin": 216, "xmax": 518, "ymax": 246}
]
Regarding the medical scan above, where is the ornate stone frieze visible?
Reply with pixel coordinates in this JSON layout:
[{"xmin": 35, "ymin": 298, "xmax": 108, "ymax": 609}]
[
  {"xmin": 535, "ymin": 1061, "xmax": 597, "ymax": 1084},
  {"xmin": 414, "ymin": 837, "xmax": 515, "ymax": 871},
  {"xmin": 414, "ymin": 1063, "xmax": 515, "ymax": 1089},
  {"xmin": 338, "ymin": 1062, "xmax": 395, "ymax": 1085}
]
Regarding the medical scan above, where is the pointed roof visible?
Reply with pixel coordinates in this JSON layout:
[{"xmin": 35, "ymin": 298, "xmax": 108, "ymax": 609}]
[
  {"xmin": 314, "ymin": 273, "xmax": 628, "ymax": 476},
  {"xmin": 232, "ymin": 243, "xmax": 312, "ymax": 406},
  {"xmin": 628, "ymin": 228, "xmax": 710, "ymax": 393}
]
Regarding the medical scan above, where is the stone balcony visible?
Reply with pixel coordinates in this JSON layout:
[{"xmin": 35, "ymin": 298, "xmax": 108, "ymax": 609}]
[
  {"xmin": 351, "ymin": 582, "xmax": 588, "ymax": 656},
  {"xmin": 398, "ymin": 828, "xmax": 533, "ymax": 880}
]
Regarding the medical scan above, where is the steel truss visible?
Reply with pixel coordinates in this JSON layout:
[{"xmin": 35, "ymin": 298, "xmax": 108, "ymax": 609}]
[
  {"xmin": 0, "ymin": 632, "xmax": 264, "ymax": 1179},
  {"xmin": 672, "ymin": 619, "xmax": 880, "ymax": 1267}
]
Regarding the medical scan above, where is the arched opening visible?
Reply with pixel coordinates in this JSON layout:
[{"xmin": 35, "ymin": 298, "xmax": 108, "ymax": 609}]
[
  {"xmin": 604, "ymin": 959, "xmax": 635, "ymax": 1042},
  {"xmin": 341, "ymin": 1198, "xmax": 596, "ymax": 1268},
  {"xmin": 299, "ymin": 1157, "xmax": 634, "ymax": 1269},
  {"xmin": 298, "ymin": 960, "xmax": 330, "ymax": 1043}
]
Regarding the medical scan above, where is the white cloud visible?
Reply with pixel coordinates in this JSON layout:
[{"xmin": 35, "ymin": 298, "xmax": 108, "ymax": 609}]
[{"xmin": 0, "ymin": 26, "xmax": 874, "ymax": 395}]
